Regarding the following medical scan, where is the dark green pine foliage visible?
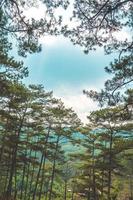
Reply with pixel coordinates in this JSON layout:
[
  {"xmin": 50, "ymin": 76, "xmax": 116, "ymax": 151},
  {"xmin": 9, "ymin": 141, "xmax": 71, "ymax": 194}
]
[
  {"xmin": 0, "ymin": 74, "xmax": 81, "ymax": 200},
  {"xmin": 0, "ymin": 14, "xmax": 82, "ymax": 196},
  {"xmin": 63, "ymin": 0, "xmax": 133, "ymax": 55},
  {"xmin": 0, "ymin": 9, "xmax": 29, "ymax": 200},
  {"xmin": 82, "ymin": 43, "xmax": 133, "ymax": 199},
  {"xmin": 0, "ymin": 0, "xmax": 69, "ymax": 57}
]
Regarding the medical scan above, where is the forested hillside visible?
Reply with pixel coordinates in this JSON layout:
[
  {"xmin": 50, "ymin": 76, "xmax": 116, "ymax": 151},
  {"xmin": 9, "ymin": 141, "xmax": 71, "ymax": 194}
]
[{"xmin": 0, "ymin": 0, "xmax": 133, "ymax": 200}]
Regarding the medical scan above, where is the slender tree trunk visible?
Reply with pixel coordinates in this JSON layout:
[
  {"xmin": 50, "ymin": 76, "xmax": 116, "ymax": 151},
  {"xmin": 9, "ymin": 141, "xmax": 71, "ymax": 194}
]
[
  {"xmin": 6, "ymin": 147, "xmax": 16, "ymax": 199},
  {"xmin": 28, "ymin": 150, "xmax": 37, "ymax": 200},
  {"xmin": 24, "ymin": 150, "xmax": 32, "ymax": 200},
  {"xmin": 0, "ymin": 108, "xmax": 11, "ymax": 196},
  {"xmin": 107, "ymin": 131, "xmax": 113, "ymax": 200},
  {"xmin": 101, "ymin": 141, "xmax": 107, "ymax": 199},
  {"xmin": 64, "ymin": 181, "xmax": 67, "ymax": 200},
  {"xmin": 32, "ymin": 151, "xmax": 44, "ymax": 200},
  {"xmin": 92, "ymin": 140, "xmax": 96, "ymax": 200},
  {"xmin": 20, "ymin": 134, "xmax": 29, "ymax": 200},
  {"xmin": 38, "ymin": 156, "xmax": 46, "ymax": 200},
  {"xmin": 87, "ymin": 188, "xmax": 90, "ymax": 200},
  {"xmin": 48, "ymin": 135, "xmax": 60, "ymax": 200},
  {"xmin": 87, "ymin": 169, "xmax": 91, "ymax": 200},
  {"xmin": 6, "ymin": 107, "xmax": 28, "ymax": 199},
  {"xmin": 14, "ymin": 168, "xmax": 18, "ymax": 200},
  {"xmin": 48, "ymin": 154, "xmax": 56, "ymax": 200},
  {"xmin": 37, "ymin": 125, "xmax": 51, "ymax": 200},
  {"xmin": 6, "ymin": 142, "xmax": 18, "ymax": 198},
  {"xmin": 3, "ymin": 153, "xmax": 11, "ymax": 199},
  {"xmin": 20, "ymin": 161, "xmax": 27, "ymax": 200}
]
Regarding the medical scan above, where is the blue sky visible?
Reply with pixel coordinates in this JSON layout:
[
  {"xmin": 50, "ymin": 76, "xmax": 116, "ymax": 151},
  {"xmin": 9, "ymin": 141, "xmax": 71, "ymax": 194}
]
[
  {"xmin": 24, "ymin": 37, "xmax": 111, "ymax": 88},
  {"xmin": 22, "ymin": 36, "xmax": 115, "ymax": 123}
]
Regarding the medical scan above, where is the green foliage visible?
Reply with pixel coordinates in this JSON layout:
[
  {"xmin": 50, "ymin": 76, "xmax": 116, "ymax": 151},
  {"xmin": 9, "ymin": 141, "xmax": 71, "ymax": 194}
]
[
  {"xmin": 0, "ymin": 0, "xmax": 69, "ymax": 56},
  {"xmin": 63, "ymin": 0, "xmax": 133, "ymax": 54}
]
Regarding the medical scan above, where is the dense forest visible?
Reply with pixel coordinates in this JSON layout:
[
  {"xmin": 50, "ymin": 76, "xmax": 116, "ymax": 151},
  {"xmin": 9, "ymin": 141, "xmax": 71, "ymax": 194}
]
[{"xmin": 0, "ymin": 0, "xmax": 133, "ymax": 200}]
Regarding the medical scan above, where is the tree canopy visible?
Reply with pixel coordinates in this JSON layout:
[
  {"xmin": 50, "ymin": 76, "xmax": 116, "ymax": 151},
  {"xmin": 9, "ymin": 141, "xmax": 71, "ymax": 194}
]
[{"xmin": 64, "ymin": 0, "xmax": 133, "ymax": 54}]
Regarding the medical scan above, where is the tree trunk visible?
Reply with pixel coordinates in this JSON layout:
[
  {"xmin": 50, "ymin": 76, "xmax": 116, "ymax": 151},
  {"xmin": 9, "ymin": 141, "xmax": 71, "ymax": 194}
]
[
  {"xmin": 6, "ymin": 106, "xmax": 27, "ymax": 199},
  {"xmin": 107, "ymin": 131, "xmax": 113, "ymax": 200},
  {"xmin": 20, "ymin": 161, "xmax": 26, "ymax": 200},
  {"xmin": 13, "ymin": 168, "xmax": 18, "ymax": 200},
  {"xmin": 64, "ymin": 181, "xmax": 67, "ymax": 200},
  {"xmin": 38, "ymin": 125, "xmax": 51, "ymax": 200},
  {"xmin": 92, "ymin": 140, "xmax": 96, "ymax": 200},
  {"xmin": 24, "ymin": 149, "xmax": 32, "ymax": 200},
  {"xmin": 32, "ymin": 152, "xmax": 44, "ymax": 200},
  {"xmin": 6, "ymin": 148, "xmax": 16, "ymax": 199},
  {"xmin": 28, "ymin": 150, "xmax": 37, "ymax": 200},
  {"xmin": 48, "ymin": 135, "xmax": 60, "ymax": 200}
]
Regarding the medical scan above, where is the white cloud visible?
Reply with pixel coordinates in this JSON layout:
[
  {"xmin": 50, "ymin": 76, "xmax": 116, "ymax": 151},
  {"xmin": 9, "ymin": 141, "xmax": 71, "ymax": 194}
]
[
  {"xmin": 39, "ymin": 35, "xmax": 59, "ymax": 46},
  {"xmin": 23, "ymin": 1, "xmax": 132, "ymax": 49},
  {"xmin": 23, "ymin": 0, "xmax": 78, "ymax": 46},
  {"xmin": 112, "ymin": 29, "xmax": 132, "ymax": 42},
  {"xmin": 53, "ymin": 84, "xmax": 98, "ymax": 124},
  {"xmin": 23, "ymin": 2, "xmax": 60, "ymax": 46},
  {"xmin": 23, "ymin": 1, "xmax": 47, "ymax": 20},
  {"xmin": 54, "ymin": 0, "xmax": 79, "ymax": 29}
]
